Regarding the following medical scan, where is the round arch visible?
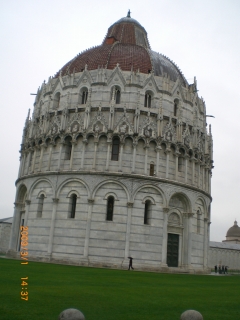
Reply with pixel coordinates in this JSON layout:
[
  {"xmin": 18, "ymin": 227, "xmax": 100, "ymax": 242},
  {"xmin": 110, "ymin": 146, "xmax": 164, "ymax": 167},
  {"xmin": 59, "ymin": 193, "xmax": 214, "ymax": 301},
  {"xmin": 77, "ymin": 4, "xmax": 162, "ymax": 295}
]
[
  {"xmin": 133, "ymin": 184, "xmax": 166, "ymax": 207},
  {"xmin": 168, "ymin": 192, "xmax": 192, "ymax": 213},
  {"xmin": 92, "ymin": 180, "xmax": 130, "ymax": 202},
  {"xmin": 28, "ymin": 178, "xmax": 54, "ymax": 199},
  {"xmin": 56, "ymin": 178, "xmax": 90, "ymax": 199}
]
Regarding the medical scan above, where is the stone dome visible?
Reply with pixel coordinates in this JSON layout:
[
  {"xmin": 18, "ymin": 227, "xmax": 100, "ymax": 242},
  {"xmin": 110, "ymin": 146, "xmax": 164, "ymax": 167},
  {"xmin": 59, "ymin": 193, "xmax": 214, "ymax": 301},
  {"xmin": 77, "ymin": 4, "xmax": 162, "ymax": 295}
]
[
  {"xmin": 55, "ymin": 12, "xmax": 187, "ymax": 85},
  {"xmin": 226, "ymin": 221, "xmax": 240, "ymax": 238}
]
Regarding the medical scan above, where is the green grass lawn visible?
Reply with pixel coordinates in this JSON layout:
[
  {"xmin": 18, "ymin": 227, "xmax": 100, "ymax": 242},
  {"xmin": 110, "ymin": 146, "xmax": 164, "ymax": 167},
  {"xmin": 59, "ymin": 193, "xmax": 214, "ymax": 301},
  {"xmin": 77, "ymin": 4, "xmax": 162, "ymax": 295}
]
[{"xmin": 1, "ymin": 258, "xmax": 240, "ymax": 320}]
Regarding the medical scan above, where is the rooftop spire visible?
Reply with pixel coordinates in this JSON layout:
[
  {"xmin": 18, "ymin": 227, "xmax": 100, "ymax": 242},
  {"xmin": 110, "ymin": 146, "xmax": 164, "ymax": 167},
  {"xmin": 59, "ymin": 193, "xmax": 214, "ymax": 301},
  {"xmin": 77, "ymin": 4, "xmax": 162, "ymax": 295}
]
[{"xmin": 127, "ymin": 9, "xmax": 131, "ymax": 18}]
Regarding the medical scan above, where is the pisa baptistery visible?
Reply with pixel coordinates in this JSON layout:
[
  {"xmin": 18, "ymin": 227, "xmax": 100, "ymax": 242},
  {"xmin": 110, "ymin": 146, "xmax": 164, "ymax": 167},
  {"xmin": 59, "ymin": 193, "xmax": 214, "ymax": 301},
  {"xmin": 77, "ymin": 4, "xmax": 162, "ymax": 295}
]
[{"xmin": 8, "ymin": 12, "xmax": 214, "ymax": 273}]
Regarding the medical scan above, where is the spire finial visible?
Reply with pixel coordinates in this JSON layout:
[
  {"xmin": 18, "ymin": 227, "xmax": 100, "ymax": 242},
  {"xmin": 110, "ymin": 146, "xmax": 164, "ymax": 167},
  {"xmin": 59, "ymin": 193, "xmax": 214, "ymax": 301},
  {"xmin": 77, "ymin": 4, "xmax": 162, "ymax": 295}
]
[{"xmin": 127, "ymin": 9, "xmax": 131, "ymax": 18}]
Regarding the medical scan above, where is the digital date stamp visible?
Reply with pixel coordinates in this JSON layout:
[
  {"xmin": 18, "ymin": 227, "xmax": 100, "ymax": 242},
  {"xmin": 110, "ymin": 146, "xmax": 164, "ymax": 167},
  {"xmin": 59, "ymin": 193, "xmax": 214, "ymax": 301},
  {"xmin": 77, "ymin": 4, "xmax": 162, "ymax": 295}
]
[{"xmin": 20, "ymin": 226, "xmax": 29, "ymax": 301}]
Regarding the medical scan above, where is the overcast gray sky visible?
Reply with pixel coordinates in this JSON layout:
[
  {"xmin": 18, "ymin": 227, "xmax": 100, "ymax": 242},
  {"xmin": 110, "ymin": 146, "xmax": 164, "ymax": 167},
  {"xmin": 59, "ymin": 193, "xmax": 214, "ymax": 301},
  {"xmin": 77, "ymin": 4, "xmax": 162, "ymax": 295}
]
[{"xmin": 1, "ymin": 0, "xmax": 239, "ymax": 241}]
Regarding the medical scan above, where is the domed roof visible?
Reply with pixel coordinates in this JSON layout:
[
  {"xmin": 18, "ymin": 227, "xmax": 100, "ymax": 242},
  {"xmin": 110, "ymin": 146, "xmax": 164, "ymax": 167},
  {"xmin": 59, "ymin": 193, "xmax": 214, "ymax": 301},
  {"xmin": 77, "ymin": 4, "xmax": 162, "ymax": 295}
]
[
  {"xmin": 226, "ymin": 221, "xmax": 240, "ymax": 238},
  {"xmin": 54, "ymin": 12, "xmax": 187, "ymax": 85}
]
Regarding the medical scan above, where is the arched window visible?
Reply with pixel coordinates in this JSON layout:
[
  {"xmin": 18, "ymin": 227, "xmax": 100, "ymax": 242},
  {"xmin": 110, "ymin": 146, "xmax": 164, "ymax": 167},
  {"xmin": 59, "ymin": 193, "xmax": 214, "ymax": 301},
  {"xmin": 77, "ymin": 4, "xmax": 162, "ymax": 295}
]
[
  {"xmin": 70, "ymin": 194, "xmax": 77, "ymax": 219},
  {"xmin": 53, "ymin": 92, "xmax": 60, "ymax": 109},
  {"xmin": 174, "ymin": 99, "xmax": 179, "ymax": 116},
  {"xmin": 197, "ymin": 210, "xmax": 201, "ymax": 233},
  {"xmin": 106, "ymin": 196, "xmax": 114, "ymax": 221},
  {"xmin": 65, "ymin": 137, "xmax": 72, "ymax": 160},
  {"xmin": 144, "ymin": 200, "xmax": 151, "ymax": 225},
  {"xmin": 81, "ymin": 89, "xmax": 88, "ymax": 104},
  {"xmin": 149, "ymin": 163, "xmax": 154, "ymax": 176},
  {"xmin": 144, "ymin": 92, "xmax": 152, "ymax": 108},
  {"xmin": 37, "ymin": 194, "xmax": 44, "ymax": 218},
  {"xmin": 115, "ymin": 89, "xmax": 121, "ymax": 104},
  {"xmin": 111, "ymin": 137, "xmax": 120, "ymax": 161}
]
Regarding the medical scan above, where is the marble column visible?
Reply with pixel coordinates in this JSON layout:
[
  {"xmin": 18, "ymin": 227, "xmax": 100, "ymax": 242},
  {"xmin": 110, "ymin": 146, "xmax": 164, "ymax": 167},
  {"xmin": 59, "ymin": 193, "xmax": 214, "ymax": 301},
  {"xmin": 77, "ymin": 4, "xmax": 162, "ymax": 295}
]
[
  {"xmin": 105, "ymin": 142, "xmax": 111, "ymax": 171},
  {"xmin": 191, "ymin": 159, "xmax": 195, "ymax": 186},
  {"xmin": 24, "ymin": 200, "xmax": 31, "ymax": 227},
  {"xmin": 69, "ymin": 142, "xmax": 76, "ymax": 170},
  {"xmin": 38, "ymin": 144, "xmax": 45, "ymax": 172},
  {"xmin": 118, "ymin": 143, "xmax": 124, "ymax": 172},
  {"xmin": 144, "ymin": 145, "xmax": 149, "ymax": 175},
  {"xmin": 47, "ymin": 198, "xmax": 59, "ymax": 255},
  {"xmin": 175, "ymin": 154, "xmax": 179, "ymax": 181},
  {"xmin": 155, "ymin": 146, "xmax": 161, "ymax": 177},
  {"xmin": 80, "ymin": 140, "xmax": 87, "ymax": 169},
  {"xmin": 165, "ymin": 149, "xmax": 170, "ymax": 179},
  {"xmin": 182, "ymin": 213, "xmax": 189, "ymax": 267},
  {"xmin": 47, "ymin": 144, "xmax": 53, "ymax": 171},
  {"xmin": 208, "ymin": 170, "xmax": 211, "ymax": 194},
  {"xmin": 92, "ymin": 142, "xmax": 98, "ymax": 170},
  {"xmin": 57, "ymin": 143, "xmax": 63, "ymax": 171},
  {"xmin": 31, "ymin": 148, "xmax": 37, "ymax": 173},
  {"xmin": 26, "ymin": 150, "xmax": 32, "ymax": 175},
  {"xmin": 131, "ymin": 144, "xmax": 137, "ymax": 173},
  {"xmin": 83, "ymin": 199, "xmax": 94, "ymax": 258},
  {"xmin": 20, "ymin": 153, "xmax": 27, "ymax": 177},
  {"xmin": 184, "ymin": 156, "xmax": 188, "ymax": 183},
  {"xmin": 124, "ymin": 202, "xmax": 134, "ymax": 259},
  {"xmin": 187, "ymin": 213, "xmax": 194, "ymax": 268},
  {"xmin": 18, "ymin": 154, "xmax": 23, "ymax": 178},
  {"xmin": 197, "ymin": 162, "xmax": 201, "ymax": 188},
  {"xmin": 161, "ymin": 208, "xmax": 169, "ymax": 267},
  {"xmin": 203, "ymin": 218, "xmax": 209, "ymax": 268}
]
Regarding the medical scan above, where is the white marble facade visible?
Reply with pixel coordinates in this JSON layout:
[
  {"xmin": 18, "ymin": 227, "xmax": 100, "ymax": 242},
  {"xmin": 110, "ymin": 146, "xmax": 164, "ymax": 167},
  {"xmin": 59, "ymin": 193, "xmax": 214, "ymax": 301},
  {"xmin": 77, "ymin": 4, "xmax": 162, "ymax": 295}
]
[{"xmin": 8, "ymin": 15, "xmax": 213, "ymax": 273}]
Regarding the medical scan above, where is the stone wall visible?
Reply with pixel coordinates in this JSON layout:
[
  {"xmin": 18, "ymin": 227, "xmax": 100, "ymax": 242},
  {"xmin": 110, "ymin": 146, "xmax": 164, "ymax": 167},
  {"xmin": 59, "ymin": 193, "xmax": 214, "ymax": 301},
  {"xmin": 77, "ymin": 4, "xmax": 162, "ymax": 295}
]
[
  {"xmin": 0, "ymin": 218, "xmax": 12, "ymax": 253},
  {"xmin": 209, "ymin": 241, "xmax": 240, "ymax": 270}
]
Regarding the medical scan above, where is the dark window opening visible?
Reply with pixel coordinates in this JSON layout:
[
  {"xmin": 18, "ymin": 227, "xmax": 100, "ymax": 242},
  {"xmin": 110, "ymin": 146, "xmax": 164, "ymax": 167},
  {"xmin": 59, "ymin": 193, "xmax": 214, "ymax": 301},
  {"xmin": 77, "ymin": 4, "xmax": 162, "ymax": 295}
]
[
  {"xmin": 144, "ymin": 200, "xmax": 151, "ymax": 225},
  {"xmin": 70, "ymin": 194, "xmax": 77, "ymax": 219},
  {"xmin": 37, "ymin": 194, "xmax": 44, "ymax": 218},
  {"xmin": 150, "ymin": 164, "xmax": 154, "ymax": 176},
  {"xmin": 197, "ymin": 211, "xmax": 201, "ymax": 234},
  {"xmin": 82, "ymin": 90, "xmax": 88, "ymax": 104},
  {"xmin": 144, "ymin": 93, "xmax": 151, "ymax": 108},
  {"xmin": 106, "ymin": 196, "xmax": 114, "ymax": 221},
  {"xmin": 174, "ymin": 103, "xmax": 177, "ymax": 116},
  {"xmin": 111, "ymin": 137, "xmax": 120, "ymax": 161},
  {"xmin": 115, "ymin": 89, "xmax": 121, "ymax": 104}
]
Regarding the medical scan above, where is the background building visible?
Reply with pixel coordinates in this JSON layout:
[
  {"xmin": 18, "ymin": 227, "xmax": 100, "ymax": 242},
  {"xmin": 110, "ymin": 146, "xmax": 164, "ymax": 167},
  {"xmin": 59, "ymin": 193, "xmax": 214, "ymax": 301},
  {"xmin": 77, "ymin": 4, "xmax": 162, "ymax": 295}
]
[{"xmin": 8, "ymin": 13, "xmax": 214, "ymax": 273}]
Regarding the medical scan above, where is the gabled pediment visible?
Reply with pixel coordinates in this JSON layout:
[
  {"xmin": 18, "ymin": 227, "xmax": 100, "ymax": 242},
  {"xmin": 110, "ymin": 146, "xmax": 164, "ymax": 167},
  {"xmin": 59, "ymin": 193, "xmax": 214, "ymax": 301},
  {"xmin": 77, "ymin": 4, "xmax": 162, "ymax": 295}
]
[
  {"xmin": 76, "ymin": 68, "xmax": 93, "ymax": 87},
  {"xmin": 143, "ymin": 74, "xmax": 159, "ymax": 92},
  {"xmin": 171, "ymin": 78, "xmax": 185, "ymax": 101},
  {"xmin": 107, "ymin": 65, "xmax": 126, "ymax": 87}
]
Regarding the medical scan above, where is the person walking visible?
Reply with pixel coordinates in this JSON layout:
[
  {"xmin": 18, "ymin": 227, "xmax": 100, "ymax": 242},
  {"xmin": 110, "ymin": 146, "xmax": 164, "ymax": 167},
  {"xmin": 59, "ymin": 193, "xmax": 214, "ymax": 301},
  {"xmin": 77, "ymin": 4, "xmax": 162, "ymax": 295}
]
[{"xmin": 128, "ymin": 257, "xmax": 134, "ymax": 270}]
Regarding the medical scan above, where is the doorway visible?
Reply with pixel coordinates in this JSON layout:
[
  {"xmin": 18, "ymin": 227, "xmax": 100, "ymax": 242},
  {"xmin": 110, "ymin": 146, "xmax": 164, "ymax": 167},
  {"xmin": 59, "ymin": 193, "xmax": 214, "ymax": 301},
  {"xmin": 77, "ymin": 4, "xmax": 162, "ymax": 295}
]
[{"xmin": 167, "ymin": 233, "xmax": 179, "ymax": 267}]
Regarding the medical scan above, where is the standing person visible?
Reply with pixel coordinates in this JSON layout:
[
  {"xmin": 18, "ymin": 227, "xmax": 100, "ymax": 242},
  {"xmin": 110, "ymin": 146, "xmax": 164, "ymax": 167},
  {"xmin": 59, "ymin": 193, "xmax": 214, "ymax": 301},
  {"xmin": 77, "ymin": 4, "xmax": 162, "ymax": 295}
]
[
  {"xmin": 128, "ymin": 257, "xmax": 134, "ymax": 270},
  {"xmin": 218, "ymin": 265, "xmax": 221, "ymax": 274},
  {"xmin": 214, "ymin": 265, "xmax": 217, "ymax": 273},
  {"xmin": 225, "ymin": 266, "xmax": 228, "ymax": 274},
  {"xmin": 222, "ymin": 265, "xmax": 225, "ymax": 274}
]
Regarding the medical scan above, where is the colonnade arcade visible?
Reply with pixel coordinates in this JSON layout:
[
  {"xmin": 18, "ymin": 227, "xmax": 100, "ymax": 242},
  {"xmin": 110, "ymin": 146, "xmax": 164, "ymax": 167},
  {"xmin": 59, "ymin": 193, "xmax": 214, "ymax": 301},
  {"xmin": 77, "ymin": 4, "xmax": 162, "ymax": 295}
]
[
  {"xmin": 9, "ymin": 177, "xmax": 210, "ymax": 270},
  {"xmin": 18, "ymin": 131, "xmax": 212, "ymax": 194}
]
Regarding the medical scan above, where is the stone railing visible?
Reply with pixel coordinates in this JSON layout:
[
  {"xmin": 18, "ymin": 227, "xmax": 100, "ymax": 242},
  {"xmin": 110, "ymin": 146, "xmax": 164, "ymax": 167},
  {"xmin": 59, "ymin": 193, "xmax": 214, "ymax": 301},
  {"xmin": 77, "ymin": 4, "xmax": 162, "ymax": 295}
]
[{"xmin": 58, "ymin": 308, "xmax": 204, "ymax": 319}]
